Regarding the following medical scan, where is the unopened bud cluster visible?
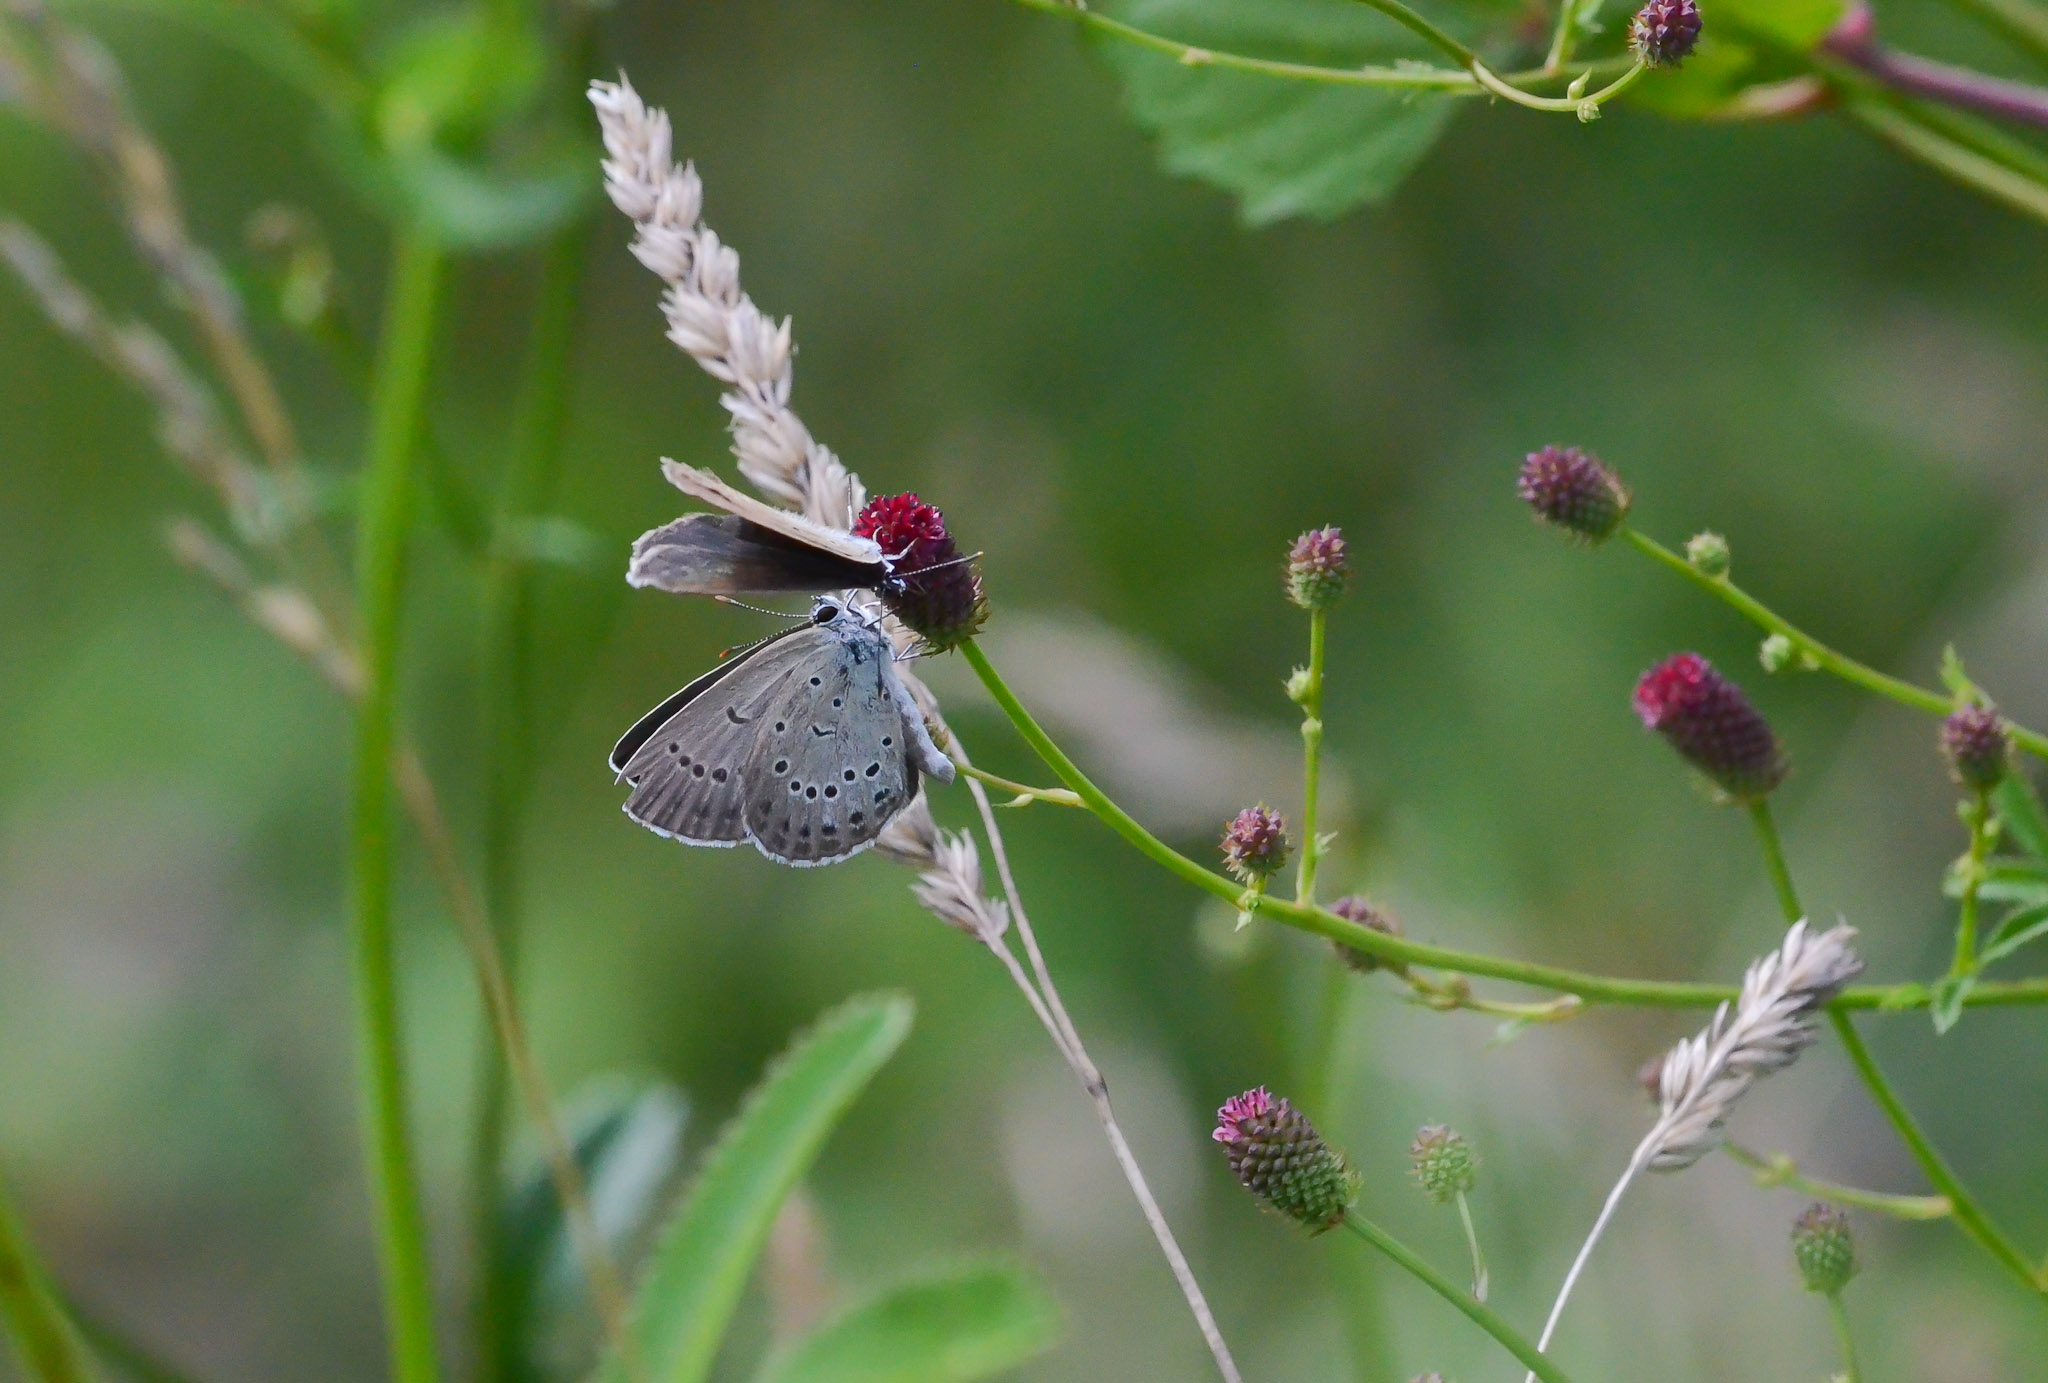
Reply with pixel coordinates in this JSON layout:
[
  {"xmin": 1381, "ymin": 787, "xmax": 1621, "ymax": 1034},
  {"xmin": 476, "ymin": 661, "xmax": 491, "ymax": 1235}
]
[
  {"xmin": 1221, "ymin": 806, "xmax": 1290, "ymax": 881},
  {"xmin": 1631, "ymin": 0, "xmax": 1703, "ymax": 66},
  {"xmin": 1287, "ymin": 526, "xmax": 1350, "ymax": 610},
  {"xmin": 1941, "ymin": 705, "xmax": 2010, "ymax": 792},
  {"xmin": 1329, "ymin": 895, "xmax": 1403, "ymax": 974},
  {"xmin": 1634, "ymin": 652, "xmax": 1787, "ymax": 800},
  {"xmin": 1213, "ymin": 1087, "xmax": 1358, "ymax": 1232},
  {"xmin": 1791, "ymin": 1202, "xmax": 1856, "ymax": 1294},
  {"xmin": 1685, "ymin": 530, "xmax": 1730, "ymax": 577},
  {"xmin": 1517, "ymin": 446, "xmax": 1629, "ymax": 544},
  {"xmin": 1410, "ymin": 1124, "xmax": 1477, "ymax": 1205}
]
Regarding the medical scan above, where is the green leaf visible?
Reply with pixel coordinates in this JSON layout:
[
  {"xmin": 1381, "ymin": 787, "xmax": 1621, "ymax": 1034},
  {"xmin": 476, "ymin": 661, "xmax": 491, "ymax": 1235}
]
[
  {"xmin": 1929, "ymin": 971, "xmax": 1974, "ymax": 1035},
  {"xmin": 1980, "ymin": 902, "xmax": 2048, "ymax": 966},
  {"xmin": 495, "ymin": 1079, "xmax": 691, "ymax": 1383},
  {"xmin": 1093, "ymin": 0, "xmax": 1480, "ymax": 223},
  {"xmin": 600, "ymin": 994, "xmax": 916, "ymax": 1383},
  {"xmin": 1711, "ymin": 0, "xmax": 1847, "ymax": 50},
  {"xmin": 1994, "ymin": 773, "xmax": 2048, "ymax": 862},
  {"xmin": 754, "ymin": 1260, "xmax": 1062, "ymax": 1383}
]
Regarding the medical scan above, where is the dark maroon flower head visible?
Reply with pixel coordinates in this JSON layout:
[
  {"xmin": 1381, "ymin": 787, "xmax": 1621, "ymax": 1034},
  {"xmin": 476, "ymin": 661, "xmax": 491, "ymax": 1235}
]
[
  {"xmin": 1517, "ymin": 446, "xmax": 1629, "ymax": 544},
  {"xmin": 1633, "ymin": 653, "xmax": 1787, "ymax": 801},
  {"xmin": 1213, "ymin": 1087, "xmax": 1357, "ymax": 1232},
  {"xmin": 1329, "ymin": 895, "xmax": 1403, "ymax": 974},
  {"xmin": 1940, "ymin": 705, "xmax": 2009, "ymax": 792},
  {"xmin": 854, "ymin": 492, "xmax": 987, "ymax": 651},
  {"xmin": 1221, "ymin": 806, "xmax": 1290, "ymax": 881},
  {"xmin": 1287, "ymin": 527, "xmax": 1350, "ymax": 610},
  {"xmin": 1631, "ymin": 0, "xmax": 1703, "ymax": 66}
]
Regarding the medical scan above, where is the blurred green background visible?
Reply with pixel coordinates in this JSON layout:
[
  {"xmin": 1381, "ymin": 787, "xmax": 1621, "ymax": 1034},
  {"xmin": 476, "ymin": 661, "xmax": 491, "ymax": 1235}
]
[{"xmin": 4, "ymin": 0, "xmax": 2048, "ymax": 1378}]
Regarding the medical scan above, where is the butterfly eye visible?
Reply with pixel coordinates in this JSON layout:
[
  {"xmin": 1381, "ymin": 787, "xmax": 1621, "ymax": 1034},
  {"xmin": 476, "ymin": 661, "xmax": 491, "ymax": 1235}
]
[{"xmin": 814, "ymin": 602, "xmax": 840, "ymax": 624}]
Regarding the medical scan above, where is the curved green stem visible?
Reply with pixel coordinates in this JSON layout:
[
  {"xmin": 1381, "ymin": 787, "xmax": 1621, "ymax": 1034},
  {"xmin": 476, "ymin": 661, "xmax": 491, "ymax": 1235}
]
[
  {"xmin": 1337, "ymin": 0, "xmax": 1476, "ymax": 65},
  {"xmin": 1721, "ymin": 1144, "xmax": 1952, "ymax": 1220},
  {"xmin": 1830, "ymin": 1011, "xmax": 2043, "ymax": 1295},
  {"xmin": 958, "ymin": 764, "xmax": 1082, "ymax": 807},
  {"xmin": 1454, "ymin": 1190, "xmax": 1489, "ymax": 1302},
  {"xmin": 959, "ymin": 638, "xmax": 2048, "ymax": 1012},
  {"xmin": 0, "ymin": 1172, "xmax": 96, "ymax": 1383},
  {"xmin": 1339, "ymin": 1211, "xmax": 1569, "ymax": 1383},
  {"xmin": 1471, "ymin": 59, "xmax": 1646, "ymax": 116},
  {"xmin": 350, "ymin": 226, "xmax": 448, "ymax": 1383}
]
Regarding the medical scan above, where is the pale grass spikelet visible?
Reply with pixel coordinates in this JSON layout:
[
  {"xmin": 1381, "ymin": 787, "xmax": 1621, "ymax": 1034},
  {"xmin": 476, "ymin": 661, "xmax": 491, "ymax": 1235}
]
[
  {"xmin": 589, "ymin": 74, "xmax": 858, "ymax": 529},
  {"xmin": 1527, "ymin": 920, "xmax": 1863, "ymax": 1379},
  {"xmin": 910, "ymin": 829, "xmax": 1011, "ymax": 943}
]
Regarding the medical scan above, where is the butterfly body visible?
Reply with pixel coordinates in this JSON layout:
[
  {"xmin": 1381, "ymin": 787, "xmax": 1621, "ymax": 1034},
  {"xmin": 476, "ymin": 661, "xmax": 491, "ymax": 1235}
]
[{"xmin": 611, "ymin": 598, "xmax": 952, "ymax": 866}]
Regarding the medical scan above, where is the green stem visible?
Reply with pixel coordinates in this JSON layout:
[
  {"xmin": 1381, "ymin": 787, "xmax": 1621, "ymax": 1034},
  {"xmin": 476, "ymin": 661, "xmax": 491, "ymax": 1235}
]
[
  {"xmin": 1721, "ymin": 1144, "xmax": 1952, "ymax": 1220},
  {"xmin": 958, "ymin": 764, "xmax": 1082, "ymax": 807},
  {"xmin": 1747, "ymin": 800, "xmax": 1804, "ymax": 925},
  {"xmin": 0, "ymin": 1172, "xmax": 96, "ymax": 1383},
  {"xmin": 1951, "ymin": 790, "xmax": 1994, "ymax": 980},
  {"xmin": 1338, "ymin": 0, "xmax": 1477, "ymax": 65},
  {"xmin": 1830, "ymin": 1010, "xmax": 2043, "ymax": 1294},
  {"xmin": 1470, "ymin": 59, "xmax": 1647, "ymax": 115},
  {"xmin": 1625, "ymin": 524, "xmax": 2048, "ymax": 759},
  {"xmin": 1826, "ymin": 1292, "xmax": 1861, "ymax": 1383},
  {"xmin": 1454, "ymin": 1190, "xmax": 1489, "ymax": 1303},
  {"xmin": 350, "ymin": 227, "xmax": 448, "ymax": 1383},
  {"xmin": 1339, "ymin": 1211, "xmax": 1570, "ymax": 1383},
  {"xmin": 960, "ymin": 639, "xmax": 2048, "ymax": 1012},
  {"xmin": 1943, "ymin": 0, "xmax": 2048, "ymax": 71},
  {"xmin": 471, "ymin": 219, "xmax": 589, "ymax": 1383},
  {"xmin": 1296, "ymin": 606, "xmax": 1327, "ymax": 905},
  {"xmin": 1005, "ymin": 0, "xmax": 1630, "ymax": 94},
  {"xmin": 1544, "ymin": 0, "xmax": 1580, "ymax": 72}
]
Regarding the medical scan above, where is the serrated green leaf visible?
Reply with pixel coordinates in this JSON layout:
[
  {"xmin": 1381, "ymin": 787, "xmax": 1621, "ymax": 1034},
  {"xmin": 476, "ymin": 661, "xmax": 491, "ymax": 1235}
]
[
  {"xmin": 598, "ymin": 994, "xmax": 915, "ymax": 1383},
  {"xmin": 1994, "ymin": 773, "xmax": 2048, "ymax": 861},
  {"xmin": 1094, "ymin": 0, "xmax": 1480, "ymax": 222},
  {"xmin": 754, "ymin": 1260, "xmax": 1062, "ymax": 1383},
  {"xmin": 1980, "ymin": 902, "xmax": 2048, "ymax": 966}
]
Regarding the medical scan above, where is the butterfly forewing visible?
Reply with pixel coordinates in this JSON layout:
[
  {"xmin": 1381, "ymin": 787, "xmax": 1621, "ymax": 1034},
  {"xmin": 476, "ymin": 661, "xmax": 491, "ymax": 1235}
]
[
  {"xmin": 739, "ymin": 620, "xmax": 918, "ymax": 865},
  {"xmin": 627, "ymin": 513, "xmax": 887, "ymax": 596}
]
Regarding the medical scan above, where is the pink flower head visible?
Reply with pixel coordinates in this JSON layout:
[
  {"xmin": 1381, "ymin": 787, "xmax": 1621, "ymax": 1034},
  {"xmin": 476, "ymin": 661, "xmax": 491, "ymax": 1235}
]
[
  {"xmin": 854, "ymin": 492, "xmax": 987, "ymax": 650},
  {"xmin": 1211, "ymin": 1086, "xmax": 1356, "ymax": 1232},
  {"xmin": 1940, "ymin": 705, "xmax": 2009, "ymax": 792},
  {"xmin": 1518, "ymin": 445, "xmax": 1629, "ymax": 544},
  {"xmin": 1213, "ymin": 1087, "xmax": 1278, "ymax": 1144},
  {"xmin": 1220, "ymin": 805, "xmax": 1290, "ymax": 881},
  {"xmin": 1631, "ymin": 0, "xmax": 1703, "ymax": 66},
  {"xmin": 1634, "ymin": 653, "xmax": 1786, "ymax": 801},
  {"xmin": 1287, "ymin": 527, "xmax": 1350, "ymax": 610}
]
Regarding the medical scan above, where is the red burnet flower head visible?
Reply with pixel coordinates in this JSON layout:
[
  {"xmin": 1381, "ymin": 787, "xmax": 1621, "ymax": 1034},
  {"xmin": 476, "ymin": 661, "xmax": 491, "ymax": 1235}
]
[
  {"xmin": 1220, "ymin": 805, "xmax": 1290, "ymax": 881},
  {"xmin": 1329, "ymin": 895, "xmax": 1404, "ymax": 974},
  {"xmin": 1518, "ymin": 445, "xmax": 1630, "ymax": 544},
  {"xmin": 1287, "ymin": 527, "xmax": 1350, "ymax": 610},
  {"xmin": 1213, "ymin": 1087, "xmax": 1358, "ymax": 1232},
  {"xmin": 1940, "ymin": 705, "xmax": 2010, "ymax": 792},
  {"xmin": 1631, "ymin": 0, "xmax": 1703, "ymax": 66},
  {"xmin": 854, "ymin": 492, "xmax": 987, "ymax": 651},
  {"xmin": 1791, "ymin": 1202, "xmax": 1857, "ymax": 1295},
  {"xmin": 1633, "ymin": 653, "xmax": 1787, "ymax": 801}
]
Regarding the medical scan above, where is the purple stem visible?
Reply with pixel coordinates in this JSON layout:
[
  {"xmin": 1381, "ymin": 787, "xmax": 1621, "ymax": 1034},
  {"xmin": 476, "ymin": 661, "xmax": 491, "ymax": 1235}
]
[{"xmin": 1826, "ymin": 11, "xmax": 2048, "ymax": 131}]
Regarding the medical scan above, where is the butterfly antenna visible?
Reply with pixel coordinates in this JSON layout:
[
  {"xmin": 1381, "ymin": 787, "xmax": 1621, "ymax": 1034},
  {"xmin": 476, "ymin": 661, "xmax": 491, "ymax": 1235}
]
[
  {"xmin": 895, "ymin": 549, "xmax": 984, "ymax": 577},
  {"xmin": 714, "ymin": 594, "xmax": 797, "ymax": 619}
]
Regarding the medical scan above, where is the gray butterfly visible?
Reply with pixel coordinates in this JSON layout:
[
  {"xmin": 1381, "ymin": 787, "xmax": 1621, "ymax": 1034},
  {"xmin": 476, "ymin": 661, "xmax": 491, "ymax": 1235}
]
[{"xmin": 610, "ymin": 596, "xmax": 954, "ymax": 866}]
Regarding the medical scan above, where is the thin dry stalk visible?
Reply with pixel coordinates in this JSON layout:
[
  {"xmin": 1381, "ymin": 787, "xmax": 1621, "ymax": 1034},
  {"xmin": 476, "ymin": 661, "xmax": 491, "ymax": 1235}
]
[
  {"xmin": 1526, "ymin": 920, "xmax": 1863, "ymax": 1379},
  {"xmin": 591, "ymin": 73, "xmax": 1242, "ymax": 1381}
]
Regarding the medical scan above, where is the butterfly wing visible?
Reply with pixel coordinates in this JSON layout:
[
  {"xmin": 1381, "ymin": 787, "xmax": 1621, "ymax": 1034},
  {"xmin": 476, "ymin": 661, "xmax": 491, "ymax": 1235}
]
[
  {"xmin": 612, "ymin": 626, "xmax": 816, "ymax": 846},
  {"xmin": 628, "ymin": 513, "xmax": 888, "ymax": 596},
  {"xmin": 740, "ymin": 622, "xmax": 921, "ymax": 866},
  {"xmin": 659, "ymin": 459, "xmax": 885, "ymax": 566}
]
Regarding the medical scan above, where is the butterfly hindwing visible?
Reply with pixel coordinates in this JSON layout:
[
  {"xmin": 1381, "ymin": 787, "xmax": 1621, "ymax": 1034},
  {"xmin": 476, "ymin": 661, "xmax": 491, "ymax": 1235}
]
[{"xmin": 740, "ymin": 620, "xmax": 919, "ymax": 866}]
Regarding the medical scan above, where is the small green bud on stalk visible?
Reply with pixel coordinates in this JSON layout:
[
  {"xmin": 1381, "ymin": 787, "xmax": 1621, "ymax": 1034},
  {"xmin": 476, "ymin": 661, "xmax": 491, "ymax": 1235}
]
[
  {"xmin": 1685, "ymin": 530, "xmax": 1730, "ymax": 577},
  {"xmin": 1792, "ymin": 1203, "xmax": 1857, "ymax": 1295}
]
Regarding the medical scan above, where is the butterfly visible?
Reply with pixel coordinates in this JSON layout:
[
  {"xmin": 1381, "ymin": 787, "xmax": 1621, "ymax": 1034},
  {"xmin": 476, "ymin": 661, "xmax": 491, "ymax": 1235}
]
[
  {"xmin": 627, "ymin": 459, "xmax": 892, "ymax": 598},
  {"xmin": 610, "ymin": 595, "xmax": 954, "ymax": 866}
]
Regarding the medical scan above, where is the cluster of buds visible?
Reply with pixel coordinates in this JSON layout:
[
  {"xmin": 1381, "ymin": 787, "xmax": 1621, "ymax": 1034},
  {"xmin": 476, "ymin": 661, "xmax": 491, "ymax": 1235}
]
[
  {"xmin": 1631, "ymin": 0, "xmax": 1703, "ymax": 66},
  {"xmin": 1791, "ymin": 1202, "xmax": 1857, "ymax": 1295},
  {"xmin": 1212, "ymin": 1087, "xmax": 1357, "ymax": 1232},
  {"xmin": 1941, "ymin": 705, "xmax": 2010, "ymax": 793},
  {"xmin": 1517, "ymin": 445, "xmax": 1630, "ymax": 544},
  {"xmin": 1287, "ymin": 526, "xmax": 1350, "ymax": 611},
  {"xmin": 1329, "ymin": 895, "xmax": 1404, "ymax": 974},
  {"xmin": 854, "ymin": 492, "xmax": 988, "ymax": 650},
  {"xmin": 1220, "ymin": 806, "xmax": 1290, "ymax": 882},
  {"xmin": 1409, "ymin": 1125, "xmax": 1477, "ymax": 1205},
  {"xmin": 1633, "ymin": 652, "xmax": 1787, "ymax": 801}
]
